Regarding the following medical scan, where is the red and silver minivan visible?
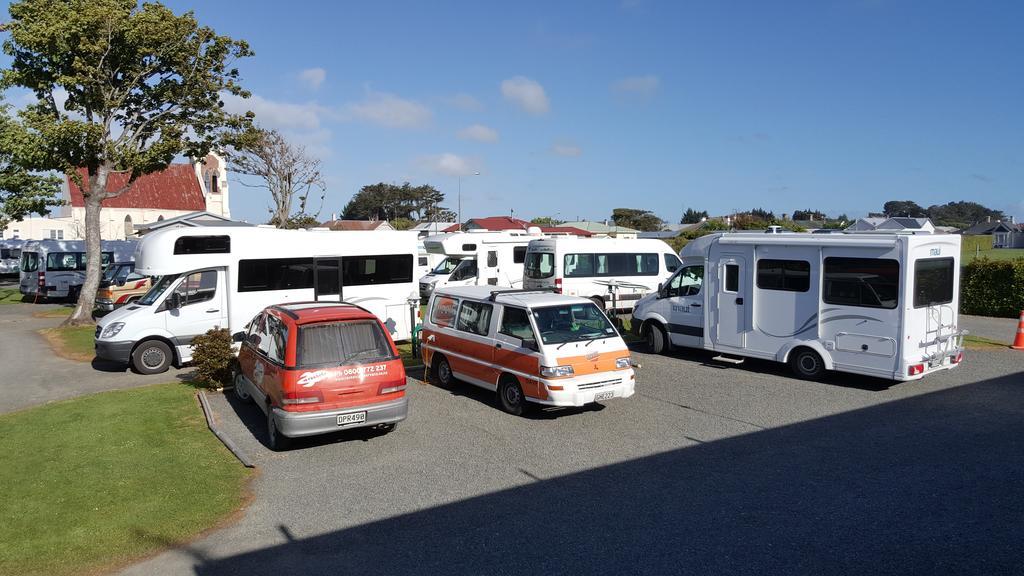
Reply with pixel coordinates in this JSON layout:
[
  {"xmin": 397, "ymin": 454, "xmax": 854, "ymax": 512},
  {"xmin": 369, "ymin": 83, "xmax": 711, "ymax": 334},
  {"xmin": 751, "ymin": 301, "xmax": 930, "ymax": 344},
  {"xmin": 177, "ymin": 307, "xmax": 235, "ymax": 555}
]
[{"xmin": 233, "ymin": 302, "xmax": 408, "ymax": 450}]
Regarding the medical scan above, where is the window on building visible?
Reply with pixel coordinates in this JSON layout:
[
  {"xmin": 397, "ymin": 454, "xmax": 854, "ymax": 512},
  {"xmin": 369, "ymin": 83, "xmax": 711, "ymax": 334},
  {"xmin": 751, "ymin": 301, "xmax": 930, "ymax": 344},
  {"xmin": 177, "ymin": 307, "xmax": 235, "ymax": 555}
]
[
  {"xmin": 823, "ymin": 257, "xmax": 899, "ymax": 309},
  {"xmin": 757, "ymin": 259, "xmax": 810, "ymax": 292}
]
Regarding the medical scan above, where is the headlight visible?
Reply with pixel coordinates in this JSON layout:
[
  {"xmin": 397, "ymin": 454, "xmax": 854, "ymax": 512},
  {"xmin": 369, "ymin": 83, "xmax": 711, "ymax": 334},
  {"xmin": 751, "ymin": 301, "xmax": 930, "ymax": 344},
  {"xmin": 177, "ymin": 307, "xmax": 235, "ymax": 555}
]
[
  {"xmin": 616, "ymin": 357, "xmax": 631, "ymax": 369},
  {"xmin": 100, "ymin": 322, "xmax": 125, "ymax": 339},
  {"xmin": 540, "ymin": 365, "xmax": 574, "ymax": 378}
]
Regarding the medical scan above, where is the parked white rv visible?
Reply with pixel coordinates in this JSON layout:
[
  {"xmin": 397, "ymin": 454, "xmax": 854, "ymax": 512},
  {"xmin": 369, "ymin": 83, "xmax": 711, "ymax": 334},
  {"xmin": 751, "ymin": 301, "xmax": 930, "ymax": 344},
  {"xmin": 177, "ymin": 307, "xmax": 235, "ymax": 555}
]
[
  {"xmin": 522, "ymin": 237, "xmax": 682, "ymax": 311},
  {"xmin": 418, "ymin": 230, "xmax": 541, "ymax": 299},
  {"xmin": 18, "ymin": 239, "xmax": 137, "ymax": 299},
  {"xmin": 0, "ymin": 239, "xmax": 25, "ymax": 276},
  {"xmin": 94, "ymin": 227, "xmax": 419, "ymax": 374},
  {"xmin": 417, "ymin": 240, "xmax": 447, "ymax": 280},
  {"xmin": 631, "ymin": 232, "xmax": 965, "ymax": 381}
]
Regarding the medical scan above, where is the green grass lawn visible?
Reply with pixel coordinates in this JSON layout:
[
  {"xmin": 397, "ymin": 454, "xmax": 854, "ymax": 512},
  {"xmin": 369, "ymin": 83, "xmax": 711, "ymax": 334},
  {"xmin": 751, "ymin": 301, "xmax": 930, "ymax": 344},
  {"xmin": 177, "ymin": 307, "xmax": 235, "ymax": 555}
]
[
  {"xmin": 0, "ymin": 287, "xmax": 26, "ymax": 304},
  {"xmin": 40, "ymin": 325, "xmax": 96, "ymax": 361},
  {"xmin": 962, "ymin": 235, "xmax": 1024, "ymax": 263},
  {"xmin": 963, "ymin": 334, "xmax": 1010, "ymax": 349},
  {"xmin": 0, "ymin": 384, "xmax": 251, "ymax": 576}
]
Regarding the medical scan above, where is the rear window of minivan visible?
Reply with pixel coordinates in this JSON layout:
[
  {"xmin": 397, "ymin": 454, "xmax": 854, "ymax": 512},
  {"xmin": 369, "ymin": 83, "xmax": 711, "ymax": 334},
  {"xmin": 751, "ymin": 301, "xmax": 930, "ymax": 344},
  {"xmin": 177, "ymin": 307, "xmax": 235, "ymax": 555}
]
[{"xmin": 297, "ymin": 320, "xmax": 394, "ymax": 367}]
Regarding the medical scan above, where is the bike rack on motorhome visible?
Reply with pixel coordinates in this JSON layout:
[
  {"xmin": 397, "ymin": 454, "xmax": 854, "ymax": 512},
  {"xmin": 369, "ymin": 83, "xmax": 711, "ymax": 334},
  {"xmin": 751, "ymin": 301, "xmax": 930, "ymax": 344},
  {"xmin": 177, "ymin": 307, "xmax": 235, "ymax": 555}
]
[{"xmin": 631, "ymin": 231, "xmax": 965, "ymax": 381}]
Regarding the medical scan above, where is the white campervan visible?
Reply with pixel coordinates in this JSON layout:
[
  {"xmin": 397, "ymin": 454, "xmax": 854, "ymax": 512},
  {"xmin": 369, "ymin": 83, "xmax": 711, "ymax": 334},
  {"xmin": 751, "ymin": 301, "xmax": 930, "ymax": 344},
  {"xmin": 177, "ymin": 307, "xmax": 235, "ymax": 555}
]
[
  {"xmin": 631, "ymin": 232, "xmax": 965, "ymax": 381},
  {"xmin": 418, "ymin": 230, "xmax": 542, "ymax": 299},
  {"xmin": 19, "ymin": 239, "xmax": 137, "ymax": 300},
  {"xmin": 94, "ymin": 226, "xmax": 419, "ymax": 374},
  {"xmin": 0, "ymin": 239, "xmax": 24, "ymax": 276},
  {"xmin": 522, "ymin": 237, "xmax": 682, "ymax": 311}
]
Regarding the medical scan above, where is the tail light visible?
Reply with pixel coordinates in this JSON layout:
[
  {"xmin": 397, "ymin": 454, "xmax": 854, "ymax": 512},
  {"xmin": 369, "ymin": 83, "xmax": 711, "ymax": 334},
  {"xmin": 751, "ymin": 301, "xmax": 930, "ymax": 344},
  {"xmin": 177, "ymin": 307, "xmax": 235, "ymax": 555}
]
[
  {"xmin": 554, "ymin": 277, "xmax": 562, "ymax": 294},
  {"xmin": 908, "ymin": 363, "xmax": 925, "ymax": 376},
  {"xmin": 378, "ymin": 380, "xmax": 407, "ymax": 395},
  {"xmin": 282, "ymin": 389, "xmax": 324, "ymax": 406},
  {"xmin": 37, "ymin": 271, "xmax": 44, "ymax": 287},
  {"xmin": 951, "ymin": 351, "xmax": 963, "ymax": 364}
]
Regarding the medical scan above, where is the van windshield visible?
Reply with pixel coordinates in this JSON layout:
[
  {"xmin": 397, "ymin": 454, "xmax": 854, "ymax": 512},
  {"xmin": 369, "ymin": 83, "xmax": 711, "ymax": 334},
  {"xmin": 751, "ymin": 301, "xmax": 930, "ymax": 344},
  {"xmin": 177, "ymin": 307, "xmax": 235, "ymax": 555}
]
[
  {"xmin": 524, "ymin": 252, "xmax": 554, "ymax": 279},
  {"xmin": 138, "ymin": 274, "xmax": 178, "ymax": 306},
  {"xmin": 297, "ymin": 320, "xmax": 395, "ymax": 367},
  {"xmin": 431, "ymin": 257, "xmax": 460, "ymax": 275},
  {"xmin": 532, "ymin": 303, "xmax": 616, "ymax": 345},
  {"xmin": 20, "ymin": 252, "xmax": 39, "ymax": 272},
  {"xmin": 449, "ymin": 259, "xmax": 477, "ymax": 281}
]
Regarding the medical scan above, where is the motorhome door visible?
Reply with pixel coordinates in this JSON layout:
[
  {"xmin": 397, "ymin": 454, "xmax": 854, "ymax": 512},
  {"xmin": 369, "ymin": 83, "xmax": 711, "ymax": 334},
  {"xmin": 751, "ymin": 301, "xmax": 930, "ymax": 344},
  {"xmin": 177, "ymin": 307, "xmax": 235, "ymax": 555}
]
[
  {"xmin": 313, "ymin": 257, "xmax": 343, "ymax": 301},
  {"xmin": 715, "ymin": 256, "xmax": 746, "ymax": 348}
]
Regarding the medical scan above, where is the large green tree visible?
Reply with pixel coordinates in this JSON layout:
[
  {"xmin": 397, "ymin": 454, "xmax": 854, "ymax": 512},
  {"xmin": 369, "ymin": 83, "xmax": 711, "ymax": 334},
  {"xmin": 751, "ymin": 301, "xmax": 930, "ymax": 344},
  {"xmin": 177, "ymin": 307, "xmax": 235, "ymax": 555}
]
[
  {"xmin": 610, "ymin": 208, "xmax": 663, "ymax": 231},
  {"xmin": 680, "ymin": 208, "xmax": 708, "ymax": 224},
  {"xmin": 342, "ymin": 182, "xmax": 451, "ymax": 222},
  {"xmin": 0, "ymin": 104, "xmax": 61, "ymax": 229},
  {"xmin": 1, "ymin": 0, "xmax": 254, "ymax": 324},
  {"xmin": 883, "ymin": 200, "xmax": 928, "ymax": 218},
  {"xmin": 926, "ymin": 201, "xmax": 1005, "ymax": 229}
]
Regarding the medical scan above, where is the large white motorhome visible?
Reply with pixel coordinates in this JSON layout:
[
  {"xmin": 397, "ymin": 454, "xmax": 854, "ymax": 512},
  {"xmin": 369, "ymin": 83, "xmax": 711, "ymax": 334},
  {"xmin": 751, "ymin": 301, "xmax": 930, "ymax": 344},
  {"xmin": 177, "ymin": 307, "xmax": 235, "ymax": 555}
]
[
  {"xmin": 18, "ymin": 239, "xmax": 137, "ymax": 299},
  {"xmin": 522, "ymin": 236, "xmax": 682, "ymax": 311},
  {"xmin": 0, "ymin": 239, "xmax": 25, "ymax": 276},
  {"xmin": 418, "ymin": 230, "xmax": 542, "ymax": 299},
  {"xmin": 94, "ymin": 226, "xmax": 419, "ymax": 374},
  {"xmin": 631, "ymin": 232, "xmax": 965, "ymax": 381}
]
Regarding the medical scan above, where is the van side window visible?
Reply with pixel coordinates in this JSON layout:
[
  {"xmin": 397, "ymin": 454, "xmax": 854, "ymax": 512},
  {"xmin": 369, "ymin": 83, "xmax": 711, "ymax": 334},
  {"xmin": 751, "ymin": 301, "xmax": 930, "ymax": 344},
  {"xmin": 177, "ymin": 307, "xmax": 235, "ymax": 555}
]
[
  {"xmin": 756, "ymin": 259, "xmax": 810, "ymax": 292},
  {"xmin": 513, "ymin": 246, "xmax": 527, "ymax": 264},
  {"xmin": 499, "ymin": 307, "xmax": 535, "ymax": 341},
  {"xmin": 487, "ymin": 251, "xmax": 498, "ymax": 267},
  {"xmin": 266, "ymin": 315, "xmax": 288, "ymax": 365},
  {"xmin": 664, "ymin": 254, "xmax": 682, "ymax": 273},
  {"xmin": 456, "ymin": 301, "xmax": 493, "ymax": 336},
  {"xmin": 823, "ymin": 257, "xmax": 899, "ymax": 309},
  {"xmin": 724, "ymin": 264, "xmax": 739, "ymax": 293},
  {"xmin": 430, "ymin": 296, "xmax": 459, "ymax": 327},
  {"xmin": 173, "ymin": 270, "xmax": 217, "ymax": 307},
  {"xmin": 667, "ymin": 266, "xmax": 704, "ymax": 297},
  {"xmin": 255, "ymin": 314, "xmax": 272, "ymax": 357}
]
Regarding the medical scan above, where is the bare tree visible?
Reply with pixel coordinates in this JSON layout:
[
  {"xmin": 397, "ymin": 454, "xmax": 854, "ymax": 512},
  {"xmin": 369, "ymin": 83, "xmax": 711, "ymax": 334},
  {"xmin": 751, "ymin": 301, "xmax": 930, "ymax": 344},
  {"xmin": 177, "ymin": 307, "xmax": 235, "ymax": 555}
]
[{"xmin": 228, "ymin": 129, "xmax": 326, "ymax": 227}]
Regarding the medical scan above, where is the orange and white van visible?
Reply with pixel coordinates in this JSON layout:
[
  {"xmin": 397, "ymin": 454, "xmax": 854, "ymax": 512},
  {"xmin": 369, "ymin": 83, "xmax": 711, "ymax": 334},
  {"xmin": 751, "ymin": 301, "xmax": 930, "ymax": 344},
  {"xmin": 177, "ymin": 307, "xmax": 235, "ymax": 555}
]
[{"xmin": 421, "ymin": 286, "xmax": 635, "ymax": 415}]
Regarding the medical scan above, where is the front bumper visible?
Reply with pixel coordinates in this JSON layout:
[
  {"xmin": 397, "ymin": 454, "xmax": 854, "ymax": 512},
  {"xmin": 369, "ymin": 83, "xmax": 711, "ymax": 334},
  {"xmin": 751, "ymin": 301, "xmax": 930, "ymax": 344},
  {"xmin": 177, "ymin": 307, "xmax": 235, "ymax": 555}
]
[
  {"xmin": 95, "ymin": 299, "xmax": 116, "ymax": 312},
  {"xmin": 94, "ymin": 340, "xmax": 134, "ymax": 364},
  {"xmin": 536, "ymin": 369, "xmax": 636, "ymax": 407},
  {"xmin": 273, "ymin": 396, "xmax": 408, "ymax": 438},
  {"xmin": 419, "ymin": 283, "xmax": 435, "ymax": 299}
]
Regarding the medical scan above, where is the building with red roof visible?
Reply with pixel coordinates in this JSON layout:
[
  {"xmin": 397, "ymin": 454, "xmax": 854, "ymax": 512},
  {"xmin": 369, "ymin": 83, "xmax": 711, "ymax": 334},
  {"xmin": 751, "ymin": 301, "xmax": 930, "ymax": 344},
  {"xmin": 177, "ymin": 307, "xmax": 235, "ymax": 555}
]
[{"xmin": 1, "ymin": 154, "xmax": 231, "ymax": 241}]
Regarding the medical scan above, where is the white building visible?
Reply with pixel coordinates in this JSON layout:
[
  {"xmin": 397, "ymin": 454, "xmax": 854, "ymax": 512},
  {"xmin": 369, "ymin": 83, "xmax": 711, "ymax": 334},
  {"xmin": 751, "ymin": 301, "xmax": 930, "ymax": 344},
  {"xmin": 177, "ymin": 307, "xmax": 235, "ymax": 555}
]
[{"xmin": 0, "ymin": 154, "xmax": 230, "ymax": 241}]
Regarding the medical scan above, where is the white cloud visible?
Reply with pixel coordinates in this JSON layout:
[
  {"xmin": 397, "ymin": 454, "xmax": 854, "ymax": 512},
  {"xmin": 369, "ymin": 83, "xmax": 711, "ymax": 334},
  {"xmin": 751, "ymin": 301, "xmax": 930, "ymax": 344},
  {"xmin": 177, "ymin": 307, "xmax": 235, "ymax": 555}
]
[
  {"xmin": 501, "ymin": 76, "xmax": 550, "ymax": 115},
  {"xmin": 551, "ymin": 142, "xmax": 582, "ymax": 157},
  {"xmin": 299, "ymin": 67, "xmax": 326, "ymax": 90},
  {"xmin": 448, "ymin": 93, "xmax": 484, "ymax": 111},
  {"xmin": 221, "ymin": 92, "xmax": 330, "ymax": 132},
  {"xmin": 419, "ymin": 153, "xmax": 480, "ymax": 177},
  {"xmin": 457, "ymin": 124, "xmax": 499, "ymax": 143},
  {"xmin": 345, "ymin": 90, "xmax": 433, "ymax": 128},
  {"xmin": 611, "ymin": 75, "xmax": 660, "ymax": 97}
]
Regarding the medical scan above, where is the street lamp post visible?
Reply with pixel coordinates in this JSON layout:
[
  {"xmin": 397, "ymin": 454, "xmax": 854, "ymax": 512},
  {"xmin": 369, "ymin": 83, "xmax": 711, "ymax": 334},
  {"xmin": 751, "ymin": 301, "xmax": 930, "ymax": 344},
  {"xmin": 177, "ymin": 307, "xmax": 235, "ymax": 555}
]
[{"xmin": 458, "ymin": 172, "xmax": 480, "ymax": 231}]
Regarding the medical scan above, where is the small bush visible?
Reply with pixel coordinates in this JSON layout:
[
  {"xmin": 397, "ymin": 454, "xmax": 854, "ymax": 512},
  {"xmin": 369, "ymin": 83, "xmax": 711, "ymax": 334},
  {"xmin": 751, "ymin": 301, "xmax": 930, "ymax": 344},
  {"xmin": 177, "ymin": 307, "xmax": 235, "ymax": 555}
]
[
  {"xmin": 960, "ymin": 257, "xmax": 1024, "ymax": 318},
  {"xmin": 190, "ymin": 328, "xmax": 234, "ymax": 389}
]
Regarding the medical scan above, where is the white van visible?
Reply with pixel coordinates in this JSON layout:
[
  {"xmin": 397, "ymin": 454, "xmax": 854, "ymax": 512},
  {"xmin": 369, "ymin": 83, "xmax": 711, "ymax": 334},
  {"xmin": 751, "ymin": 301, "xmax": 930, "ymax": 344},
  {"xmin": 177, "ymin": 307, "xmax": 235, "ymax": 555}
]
[
  {"xmin": 0, "ymin": 239, "xmax": 24, "ymax": 276},
  {"xmin": 19, "ymin": 239, "xmax": 137, "ymax": 299},
  {"xmin": 94, "ymin": 226, "xmax": 419, "ymax": 374},
  {"xmin": 631, "ymin": 232, "xmax": 965, "ymax": 381},
  {"xmin": 418, "ymin": 230, "xmax": 541, "ymax": 298},
  {"xmin": 522, "ymin": 237, "xmax": 682, "ymax": 311}
]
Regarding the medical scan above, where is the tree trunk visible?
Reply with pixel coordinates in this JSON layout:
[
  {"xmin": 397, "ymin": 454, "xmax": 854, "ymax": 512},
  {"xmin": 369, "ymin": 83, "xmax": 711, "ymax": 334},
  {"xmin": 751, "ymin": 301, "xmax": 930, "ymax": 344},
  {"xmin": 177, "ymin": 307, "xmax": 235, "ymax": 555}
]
[{"xmin": 63, "ymin": 171, "xmax": 106, "ymax": 326}]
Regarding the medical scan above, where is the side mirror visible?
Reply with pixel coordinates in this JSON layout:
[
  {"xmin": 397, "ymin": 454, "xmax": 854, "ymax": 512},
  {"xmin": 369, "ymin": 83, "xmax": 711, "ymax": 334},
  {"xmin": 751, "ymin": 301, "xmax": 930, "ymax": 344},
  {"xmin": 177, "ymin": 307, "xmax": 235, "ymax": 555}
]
[
  {"xmin": 167, "ymin": 292, "xmax": 182, "ymax": 310},
  {"xmin": 232, "ymin": 331, "xmax": 246, "ymax": 343}
]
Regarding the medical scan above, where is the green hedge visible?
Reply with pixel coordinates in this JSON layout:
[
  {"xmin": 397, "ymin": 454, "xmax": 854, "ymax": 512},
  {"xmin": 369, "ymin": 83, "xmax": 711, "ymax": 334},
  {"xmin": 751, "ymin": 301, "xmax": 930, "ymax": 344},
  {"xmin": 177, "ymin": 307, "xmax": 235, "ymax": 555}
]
[{"xmin": 960, "ymin": 257, "xmax": 1024, "ymax": 318}]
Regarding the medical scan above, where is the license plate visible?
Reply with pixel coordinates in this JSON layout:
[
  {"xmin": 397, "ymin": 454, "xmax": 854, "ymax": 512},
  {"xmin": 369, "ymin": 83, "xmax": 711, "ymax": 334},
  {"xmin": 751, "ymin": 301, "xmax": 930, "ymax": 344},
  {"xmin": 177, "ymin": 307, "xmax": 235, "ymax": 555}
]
[
  {"xmin": 337, "ymin": 412, "xmax": 367, "ymax": 426},
  {"xmin": 929, "ymin": 358, "xmax": 943, "ymax": 368},
  {"xmin": 594, "ymin": 391, "xmax": 614, "ymax": 401}
]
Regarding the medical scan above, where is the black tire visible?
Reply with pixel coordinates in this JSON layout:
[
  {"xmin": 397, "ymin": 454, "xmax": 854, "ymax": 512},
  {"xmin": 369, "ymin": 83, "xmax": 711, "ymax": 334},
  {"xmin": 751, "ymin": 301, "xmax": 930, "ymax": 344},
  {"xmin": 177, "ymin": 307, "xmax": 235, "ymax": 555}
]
[
  {"xmin": 646, "ymin": 322, "xmax": 668, "ymax": 355},
  {"xmin": 67, "ymin": 285, "xmax": 81, "ymax": 303},
  {"xmin": 498, "ymin": 375, "xmax": 527, "ymax": 416},
  {"xmin": 590, "ymin": 296, "xmax": 606, "ymax": 311},
  {"xmin": 790, "ymin": 348, "xmax": 826, "ymax": 380},
  {"xmin": 432, "ymin": 354, "xmax": 455, "ymax": 389},
  {"xmin": 233, "ymin": 368, "xmax": 252, "ymax": 403},
  {"xmin": 266, "ymin": 408, "xmax": 290, "ymax": 451},
  {"xmin": 131, "ymin": 339, "xmax": 173, "ymax": 374}
]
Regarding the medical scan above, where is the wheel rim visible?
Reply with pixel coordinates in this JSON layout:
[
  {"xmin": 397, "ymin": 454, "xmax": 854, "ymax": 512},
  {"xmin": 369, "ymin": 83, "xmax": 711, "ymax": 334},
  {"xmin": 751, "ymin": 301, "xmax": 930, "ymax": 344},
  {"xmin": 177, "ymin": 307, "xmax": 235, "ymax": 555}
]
[
  {"xmin": 439, "ymin": 360, "xmax": 451, "ymax": 384},
  {"xmin": 234, "ymin": 373, "xmax": 247, "ymax": 397},
  {"xmin": 799, "ymin": 354, "xmax": 818, "ymax": 374},
  {"xmin": 141, "ymin": 347, "xmax": 165, "ymax": 369},
  {"xmin": 503, "ymin": 383, "xmax": 521, "ymax": 406}
]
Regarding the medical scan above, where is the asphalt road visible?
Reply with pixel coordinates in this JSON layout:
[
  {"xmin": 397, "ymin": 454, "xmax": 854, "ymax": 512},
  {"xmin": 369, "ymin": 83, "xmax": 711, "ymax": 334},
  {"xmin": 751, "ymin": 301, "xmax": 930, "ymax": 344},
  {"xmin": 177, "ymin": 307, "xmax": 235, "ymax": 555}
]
[{"xmin": 119, "ymin": 341, "xmax": 1024, "ymax": 576}]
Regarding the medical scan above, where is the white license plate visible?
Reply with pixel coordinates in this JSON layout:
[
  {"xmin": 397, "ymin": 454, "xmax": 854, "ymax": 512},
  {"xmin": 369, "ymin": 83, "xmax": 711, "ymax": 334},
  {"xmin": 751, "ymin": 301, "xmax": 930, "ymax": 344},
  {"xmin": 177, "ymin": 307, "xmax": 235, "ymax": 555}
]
[
  {"xmin": 594, "ymin": 391, "xmax": 615, "ymax": 401},
  {"xmin": 337, "ymin": 412, "xmax": 367, "ymax": 426}
]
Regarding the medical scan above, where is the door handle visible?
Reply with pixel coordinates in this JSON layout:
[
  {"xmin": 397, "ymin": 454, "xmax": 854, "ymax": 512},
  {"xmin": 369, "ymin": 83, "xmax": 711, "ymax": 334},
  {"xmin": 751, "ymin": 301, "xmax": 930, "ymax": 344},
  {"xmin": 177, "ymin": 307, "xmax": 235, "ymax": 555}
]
[
  {"xmin": 735, "ymin": 298, "xmax": 743, "ymax": 305},
  {"xmin": 206, "ymin": 309, "xmax": 220, "ymax": 313},
  {"xmin": 691, "ymin": 303, "xmax": 702, "ymax": 308},
  {"xmin": 427, "ymin": 334, "xmax": 436, "ymax": 342},
  {"xmin": 495, "ymin": 342, "xmax": 503, "ymax": 349}
]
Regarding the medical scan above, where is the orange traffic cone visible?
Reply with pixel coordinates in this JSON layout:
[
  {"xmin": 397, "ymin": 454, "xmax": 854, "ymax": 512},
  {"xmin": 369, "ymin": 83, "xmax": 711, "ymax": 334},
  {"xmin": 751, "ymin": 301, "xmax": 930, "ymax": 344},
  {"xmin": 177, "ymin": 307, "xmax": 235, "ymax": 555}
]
[{"xmin": 1012, "ymin": 311, "xmax": 1024, "ymax": 350}]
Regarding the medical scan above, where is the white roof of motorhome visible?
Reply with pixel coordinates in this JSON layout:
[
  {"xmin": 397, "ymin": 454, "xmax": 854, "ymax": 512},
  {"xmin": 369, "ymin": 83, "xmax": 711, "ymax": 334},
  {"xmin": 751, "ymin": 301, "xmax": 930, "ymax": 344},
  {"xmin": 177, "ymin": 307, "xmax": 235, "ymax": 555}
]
[
  {"xmin": 679, "ymin": 232, "xmax": 959, "ymax": 257},
  {"xmin": 433, "ymin": 285, "xmax": 592, "ymax": 308},
  {"xmin": 527, "ymin": 236, "xmax": 677, "ymax": 251},
  {"xmin": 423, "ymin": 230, "xmax": 543, "ymax": 255}
]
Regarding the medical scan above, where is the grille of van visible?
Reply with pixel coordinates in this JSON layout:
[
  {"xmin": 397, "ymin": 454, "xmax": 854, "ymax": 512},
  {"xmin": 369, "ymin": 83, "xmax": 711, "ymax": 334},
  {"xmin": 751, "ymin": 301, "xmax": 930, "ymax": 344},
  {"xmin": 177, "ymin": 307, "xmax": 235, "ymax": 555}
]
[
  {"xmin": 95, "ymin": 326, "xmax": 102, "ymax": 339},
  {"xmin": 577, "ymin": 378, "xmax": 620, "ymax": 390}
]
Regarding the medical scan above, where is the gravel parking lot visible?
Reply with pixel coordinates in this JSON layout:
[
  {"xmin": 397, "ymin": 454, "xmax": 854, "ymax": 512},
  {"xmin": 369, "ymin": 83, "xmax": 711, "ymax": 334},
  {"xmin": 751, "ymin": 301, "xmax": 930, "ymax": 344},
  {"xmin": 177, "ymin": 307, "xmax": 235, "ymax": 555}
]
[{"xmin": 121, "ymin": 343, "xmax": 1024, "ymax": 576}]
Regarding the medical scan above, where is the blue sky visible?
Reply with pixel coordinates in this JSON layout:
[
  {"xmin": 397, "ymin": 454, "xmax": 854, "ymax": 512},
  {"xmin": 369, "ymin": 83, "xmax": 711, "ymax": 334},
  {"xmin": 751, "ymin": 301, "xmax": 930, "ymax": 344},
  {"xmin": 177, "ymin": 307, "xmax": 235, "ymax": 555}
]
[{"xmin": 9, "ymin": 0, "xmax": 1024, "ymax": 224}]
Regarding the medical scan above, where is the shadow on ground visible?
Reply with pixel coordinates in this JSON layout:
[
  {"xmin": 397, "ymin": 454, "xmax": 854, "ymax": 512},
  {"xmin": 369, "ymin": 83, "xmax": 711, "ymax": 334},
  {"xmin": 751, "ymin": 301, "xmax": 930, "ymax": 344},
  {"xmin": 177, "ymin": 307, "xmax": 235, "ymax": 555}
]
[{"xmin": 192, "ymin": 368, "xmax": 1023, "ymax": 575}]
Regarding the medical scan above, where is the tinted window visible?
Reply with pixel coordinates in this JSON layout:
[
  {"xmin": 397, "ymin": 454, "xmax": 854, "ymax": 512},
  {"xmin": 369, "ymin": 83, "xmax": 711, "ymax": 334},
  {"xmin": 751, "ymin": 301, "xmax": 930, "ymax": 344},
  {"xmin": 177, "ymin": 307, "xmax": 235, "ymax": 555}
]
[
  {"xmin": 513, "ymin": 246, "xmax": 527, "ymax": 264},
  {"xmin": 238, "ymin": 259, "xmax": 314, "ymax": 292},
  {"xmin": 20, "ymin": 252, "xmax": 39, "ymax": 272},
  {"xmin": 172, "ymin": 270, "xmax": 217, "ymax": 307},
  {"xmin": 342, "ymin": 254, "xmax": 413, "ymax": 286},
  {"xmin": 46, "ymin": 252, "xmax": 81, "ymax": 271},
  {"xmin": 266, "ymin": 315, "xmax": 288, "ymax": 364},
  {"xmin": 499, "ymin": 307, "xmax": 535, "ymax": 341},
  {"xmin": 487, "ymin": 251, "xmax": 498, "ymax": 267},
  {"xmin": 461, "ymin": 243, "xmax": 477, "ymax": 251},
  {"xmin": 757, "ymin": 259, "xmax": 810, "ymax": 292},
  {"xmin": 564, "ymin": 253, "xmax": 595, "ymax": 277},
  {"xmin": 449, "ymin": 259, "xmax": 478, "ymax": 282},
  {"xmin": 524, "ymin": 252, "xmax": 554, "ymax": 279},
  {"xmin": 238, "ymin": 255, "xmax": 412, "ymax": 293},
  {"xmin": 173, "ymin": 235, "xmax": 230, "ymax": 255},
  {"xmin": 823, "ymin": 257, "xmax": 899, "ymax": 309},
  {"xmin": 563, "ymin": 253, "xmax": 660, "ymax": 277},
  {"xmin": 664, "ymin": 254, "xmax": 682, "ymax": 273},
  {"xmin": 914, "ymin": 258, "xmax": 954, "ymax": 308},
  {"xmin": 456, "ymin": 301, "xmax": 493, "ymax": 336},
  {"xmin": 725, "ymin": 264, "xmax": 739, "ymax": 292},
  {"xmin": 298, "ymin": 320, "xmax": 394, "ymax": 367}
]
